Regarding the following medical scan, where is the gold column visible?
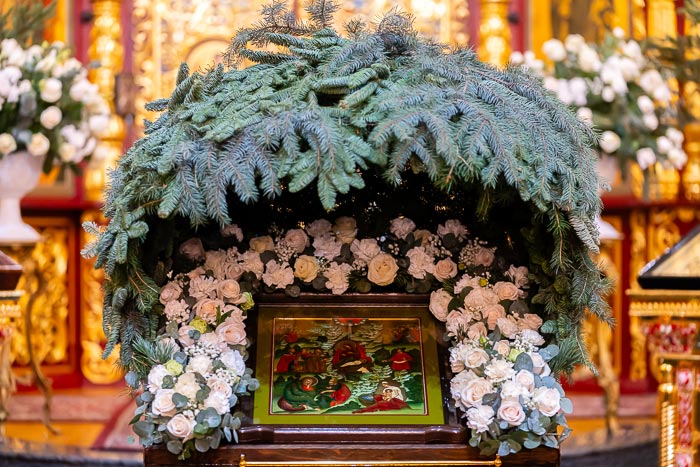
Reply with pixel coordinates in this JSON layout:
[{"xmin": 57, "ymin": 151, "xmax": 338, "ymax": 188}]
[
  {"xmin": 682, "ymin": 14, "xmax": 700, "ymax": 201},
  {"xmin": 647, "ymin": 0, "xmax": 677, "ymax": 39},
  {"xmin": 85, "ymin": 0, "xmax": 126, "ymax": 202},
  {"xmin": 631, "ymin": 0, "xmax": 647, "ymax": 40},
  {"xmin": 658, "ymin": 362, "xmax": 676, "ymax": 467},
  {"xmin": 478, "ymin": 0, "xmax": 511, "ymax": 67},
  {"xmin": 82, "ymin": 0, "xmax": 126, "ymax": 383}
]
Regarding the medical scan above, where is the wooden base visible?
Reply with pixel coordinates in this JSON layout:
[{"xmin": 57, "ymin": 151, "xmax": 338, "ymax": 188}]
[{"xmin": 144, "ymin": 444, "xmax": 560, "ymax": 467}]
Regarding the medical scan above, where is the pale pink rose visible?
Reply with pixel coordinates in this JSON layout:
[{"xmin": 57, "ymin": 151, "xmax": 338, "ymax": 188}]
[
  {"xmin": 173, "ymin": 372, "xmax": 200, "ymax": 400},
  {"xmin": 186, "ymin": 267, "xmax": 206, "ymax": 280},
  {"xmin": 464, "ymin": 347, "xmax": 490, "ymax": 369},
  {"xmin": 389, "ymin": 217, "xmax": 416, "ymax": 239},
  {"xmin": 216, "ymin": 316, "xmax": 247, "ymax": 346},
  {"xmin": 484, "ymin": 359, "xmax": 515, "ymax": 382},
  {"xmin": 406, "ymin": 246, "xmax": 435, "ymax": 279},
  {"xmin": 284, "ymin": 229, "xmax": 309, "ymax": 254},
  {"xmin": 483, "ymin": 304, "xmax": 506, "ymax": 330},
  {"xmin": 220, "ymin": 224, "xmax": 243, "ymax": 241},
  {"xmin": 207, "ymin": 375, "xmax": 233, "ymax": 399},
  {"xmin": 178, "ymin": 325, "xmax": 196, "ymax": 347},
  {"xmin": 262, "ymin": 260, "xmax": 295, "ymax": 289},
  {"xmin": 433, "ymin": 258, "xmax": 458, "ymax": 281},
  {"xmin": 324, "ymin": 262, "xmax": 352, "ymax": 295},
  {"xmin": 159, "ymin": 282, "xmax": 182, "ymax": 305},
  {"xmin": 166, "ymin": 413, "xmax": 196, "ymax": 441},
  {"xmin": 506, "ymin": 265, "xmax": 529, "ymax": 288},
  {"xmin": 306, "ymin": 219, "xmax": 332, "ymax": 238},
  {"xmin": 193, "ymin": 298, "xmax": 225, "ymax": 324},
  {"xmin": 464, "ymin": 287, "xmax": 499, "ymax": 310},
  {"xmin": 493, "ymin": 281, "xmax": 520, "ymax": 301},
  {"xmin": 198, "ymin": 332, "xmax": 227, "ymax": 353},
  {"xmin": 437, "ymin": 219, "xmax": 468, "ymax": 240},
  {"xmin": 533, "ymin": 386, "xmax": 562, "ymax": 416},
  {"xmin": 313, "ymin": 234, "xmax": 343, "ymax": 260},
  {"xmin": 460, "ymin": 378, "xmax": 493, "ymax": 407},
  {"xmin": 240, "ymin": 251, "xmax": 264, "ymax": 278},
  {"xmin": 450, "ymin": 369, "xmax": 478, "ymax": 407},
  {"xmin": 293, "ymin": 255, "xmax": 320, "ymax": 282},
  {"xmin": 205, "ymin": 250, "xmax": 228, "ymax": 277},
  {"xmin": 413, "ymin": 229, "xmax": 432, "ymax": 246},
  {"xmin": 529, "ymin": 352, "xmax": 551, "ymax": 377},
  {"xmin": 514, "ymin": 370, "xmax": 535, "ymax": 395},
  {"xmin": 151, "ymin": 389, "xmax": 177, "ymax": 417},
  {"xmin": 222, "ymin": 305, "xmax": 245, "ymax": 324},
  {"xmin": 188, "ymin": 276, "xmax": 217, "ymax": 300},
  {"xmin": 179, "ymin": 238, "xmax": 205, "ymax": 261},
  {"xmin": 518, "ymin": 313, "xmax": 543, "ymax": 331},
  {"xmin": 467, "ymin": 322, "xmax": 487, "ymax": 340},
  {"xmin": 366, "ymin": 253, "xmax": 399, "ymax": 286},
  {"xmin": 496, "ymin": 317, "xmax": 519, "ymax": 338},
  {"xmin": 497, "ymin": 399, "xmax": 526, "ymax": 427},
  {"xmin": 474, "ymin": 247, "xmax": 495, "ymax": 267},
  {"xmin": 450, "ymin": 341, "xmax": 473, "ymax": 372},
  {"xmin": 429, "ymin": 289, "xmax": 452, "ymax": 321},
  {"xmin": 217, "ymin": 279, "xmax": 243, "ymax": 303},
  {"xmin": 350, "ymin": 238, "xmax": 381, "ymax": 263},
  {"xmin": 493, "ymin": 340, "xmax": 510, "ymax": 357},
  {"xmin": 333, "ymin": 216, "xmax": 357, "ymax": 243},
  {"xmin": 249, "ymin": 236, "xmax": 274, "ymax": 253},
  {"xmin": 186, "ymin": 355, "xmax": 213, "ymax": 376},
  {"xmin": 454, "ymin": 275, "xmax": 482, "ymax": 295},
  {"xmin": 164, "ymin": 299, "xmax": 190, "ymax": 323},
  {"xmin": 446, "ymin": 309, "xmax": 471, "ymax": 338},
  {"xmin": 467, "ymin": 404, "xmax": 495, "ymax": 433},
  {"xmin": 203, "ymin": 390, "xmax": 230, "ymax": 415},
  {"xmin": 223, "ymin": 261, "xmax": 245, "ymax": 281}
]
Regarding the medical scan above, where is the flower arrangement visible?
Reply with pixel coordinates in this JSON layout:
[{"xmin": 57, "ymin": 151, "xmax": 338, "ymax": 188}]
[
  {"xmin": 512, "ymin": 29, "xmax": 687, "ymax": 172},
  {"xmin": 0, "ymin": 38, "xmax": 109, "ymax": 172},
  {"xmin": 129, "ymin": 214, "xmax": 570, "ymax": 458}
]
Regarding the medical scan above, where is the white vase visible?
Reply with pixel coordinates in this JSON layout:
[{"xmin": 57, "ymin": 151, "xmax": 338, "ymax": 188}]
[{"xmin": 0, "ymin": 150, "xmax": 44, "ymax": 244}]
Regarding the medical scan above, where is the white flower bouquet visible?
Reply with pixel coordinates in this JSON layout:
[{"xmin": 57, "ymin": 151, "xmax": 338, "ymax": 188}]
[
  {"xmin": 513, "ymin": 29, "xmax": 686, "ymax": 173},
  {"xmin": 0, "ymin": 38, "xmax": 109, "ymax": 171}
]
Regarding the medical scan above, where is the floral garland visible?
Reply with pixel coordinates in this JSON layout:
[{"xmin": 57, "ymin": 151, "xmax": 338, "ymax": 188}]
[{"xmin": 133, "ymin": 216, "xmax": 570, "ymax": 458}]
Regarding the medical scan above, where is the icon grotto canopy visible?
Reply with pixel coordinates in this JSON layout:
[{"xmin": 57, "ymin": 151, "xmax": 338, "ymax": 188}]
[{"xmin": 85, "ymin": 1, "xmax": 609, "ymax": 377}]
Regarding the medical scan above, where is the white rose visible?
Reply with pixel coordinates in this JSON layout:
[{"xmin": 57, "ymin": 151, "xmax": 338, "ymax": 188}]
[
  {"xmin": 484, "ymin": 359, "xmax": 515, "ymax": 383},
  {"xmin": 450, "ymin": 369, "xmax": 477, "ymax": 407},
  {"xmin": 178, "ymin": 325, "xmax": 196, "ymax": 347},
  {"xmin": 496, "ymin": 317, "xmax": 519, "ymax": 338},
  {"xmin": 460, "ymin": 378, "xmax": 493, "ymax": 408},
  {"xmin": 218, "ymin": 279, "xmax": 244, "ymax": 303},
  {"xmin": 284, "ymin": 229, "xmax": 309, "ymax": 254},
  {"xmin": 366, "ymin": 253, "xmax": 399, "ymax": 286},
  {"xmin": 350, "ymin": 238, "xmax": 381, "ymax": 263},
  {"xmin": 467, "ymin": 322, "xmax": 487, "ymax": 340},
  {"xmin": 520, "ymin": 329, "xmax": 545, "ymax": 346},
  {"xmin": 216, "ymin": 316, "xmax": 247, "ymax": 346},
  {"xmin": 599, "ymin": 131, "xmax": 621, "ymax": 154},
  {"xmin": 40, "ymin": 78, "xmax": 62, "ymax": 103},
  {"xmin": 533, "ymin": 386, "xmax": 562, "ymax": 416},
  {"xmin": 166, "ymin": 413, "xmax": 197, "ymax": 441},
  {"xmin": 186, "ymin": 355, "xmax": 213, "ymax": 376},
  {"xmin": 88, "ymin": 114, "xmax": 109, "ymax": 135},
  {"xmin": 433, "ymin": 258, "xmax": 458, "ymax": 281},
  {"xmin": 294, "ymin": 255, "xmax": 320, "ymax": 282},
  {"xmin": 151, "ymin": 389, "xmax": 177, "ymax": 417},
  {"xmin": 454, "ymin": 275, "xmax": 481, "ymax": 295},
  {"xmin": 220, "ymin": 349, "xmax": 246, "ymax": 376},
  {"xmin": 406, "ymin": 246, "xmax": 434, "ymax": 279},
  {"xmin": 0, "ymin": 133, "xmax": 17, "ymax": 155},
  {"xmin": 27, "ymin": 133, "xmax": 50, "ymax": 157},
  {"xmin": 497, "ymin": 399, "xmax": 526, "ymax": 427},
  {"xmin": 324, "ymin": 262, "xmax": 352, "ymax": 295},
  {"xmin": 193, "ymin": 298, "xmax": 225, "ymax": 324},
  {"xmin": 643, "ymin": 113, "xmax": 658, "ymax": 131},
  {"xmin": 147, "ymin": 364, "xmax": 171, "ymax": 393},
  {"xmin": 542, "ymin": 38, "xmax": 566, "ymax": 61},
  {"xmin": 429, "ymin": 289, "xmax": 452, "ymax": 322},
  {"xmin": 464, "ymin": 287, "xmax": 499, "ymax": 310},
  {"xmin": 173, "ymin": 372, "xmax": 200, "ymax": 400},
  {"xmin": 203, "ymin": 390, "xmax": 231, "ymax": 415},
  {"xmin": 656, "ymin": 136, "xmax": 673, "ymax": 155},
  {"xmin": 464, "ymin": 347, "xmax": 490, "ymax": 369},
  {"xmin": 493, "ymin": 340, "xmax": 510, "ymax": 357},
  {"xmin": 636, "ymin": 148, "xmax": 656, "ymax": 170},
  {"xmin": 306, "ymin": 219, "xmax": 332, "ymax": 238},
  {"xmin": 207, "ymin": 375, "xmax": 233, "ymax": 399},
  {"xmin": 576, "ymin": 107, "xmax": 593, "ymax": 125},
  {"xmin": 668, "ymin": 148, "xmax": 688, "ymax": 170},
  {"xmin": 653, "ymin": 85, "xmax": 671, "ymax": 104},
  {"xmin": 40, "ymin": 106, "xmax": 62, "ymax": 130},
  {"xmin": 601, "ymin": 86, "xmax": 615, "ymax": 102},
  {"xmin": 262, "ymin": 260, "xmax": 295, "ymax": 289},
  {"xmin": 509, "ymin": 51, "xmax": 524, "ymax": 65},
  {"xmin": 666, "ymin": 128, "xmax": 685, "ymax": 146},
  {"xmin": 564, "ymin": 34, "xmax": 585, "ymax": 53},
  {"xmin": 637, "ymin": 95, "xmax": 655, "ymax": 114},
  {"xmin": 501, "ymin": 380, "xmax": 529, "ymax": 401},
  {"xmin": 58, "ymin": 143, "xmax": 78, "ymax": 163},
  {"xmin": 466, "ymin": 404, "xmax": 495, "ymax": 433},
  {"xmin": 514, "ymin": 370, "xmax": 536, "ymax": 395},
  {"xmin": 529, "ymin": 352, "xmax": 552, "ymax": 377},
  {"xmin": 389, "ymin": 217, "xmax": 416, "ymax": 239}
]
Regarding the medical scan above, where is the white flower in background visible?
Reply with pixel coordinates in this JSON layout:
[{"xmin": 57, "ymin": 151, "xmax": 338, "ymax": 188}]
[
  {"xmin": 456, "ymin": 343, "xmax": 490, "ymax": 370},
  {"xmin": 668, "ymin": 148, "xmax": 688, "ymax": 170},
  {"xmin": 638, "ymin": 69, "xmax": 665, "ymax": 95},
  {"xmin": 543, "ymin": 76, "xmax": 558, "ymax": 94},
  {"xmin": 151, "ymin": 389, "xmax": 177, "ymax": 417},
  {"xmin": 578, "ymin": 45, "xmax": 601, "ymax": 72},
  {"xmin": 637, "ymin": 95, "xmax": 655, "ymax": 114},
  {"xmin": 509, "ymin": 51, "xmax": 524, "ymax": 64},
  {"xmin": 599, "ymin": 131, "xmax": 621, "ymax": 153},
  {"xmin": 618, "ymin": 57, "xmax": 640, "ymax": 81},
  {"xmin": 542, "ymin": 38, "xmax": 566, "ymax": 62},
  {"xmin": 484, "ymin": 359, "xmax": 515, "ymax": 383},
  {"xmin": 568, "ymin": 77, "xmax": 588, "ymax": 106},
  {"xmin": 601, "ymin": 86, "xmax": 615, "ymax": 102},
  {"xmin": 564, "ymin": 34, "xmax": 585, "ymax": 53},
  {"xmin": 514, "ymin": 370, "xmax": 536, "ymax": 395},
  {"xmin": 461, "ymin": 378, "xmax": 493, "ymax": 408},
  {"xmin": 220, "ymin": 349, "xmax": 246, "ymax": 375},
  {"xmin": 147, "ymin": 364, "xmax": 171, "ymax": 393},
  {"xmin": 0, "ymin": 133, "xmax": 17, "ymax": 155},
  {"xmin": 173, "ymin": 372, "xmax": 200, "ymax": 400},
  {"xmin": 667, "ymin": 128, "xmax": 685, "ymax": 147},
  {"xmin": 466, "ymin": 404, "xmax": 495, "ymax": 433},
  {"xmin": 27, "ymin": 133, "xmax": 50, "ymax": 157},
  {"xmin": 533, "ymin": 386, "xmax": 562, "ymax": 416},
  {"xmin": 498, "ymin": 399, "xmax": 526, "ymax": 427},
  {"xmin": 656, "ymin": 136, "xmax": 673, "ymax": 154},
  {"xmin": 40, "ymin": 105, "xmax": 64, "ymax": 129},
  {"xmin": 293, "ymin": 255, "xmax": 320, "ymax": 282},
  {"xmin": 612, "ymin": 27, "xmax": 625, "ymax": 39},
  {"xmin": 635, "ymin": 148, "xmax": 656, "ymax": 170},
  {"xmin": 58, "ymin": 143, "xmax": 77, "ymax": 162},
  {"xmin": 554, "ymin": 79, "xmax": 572, "ymax": 105},
  {"xmin": 166, "ymin": 413, "xmax": 196, "ymax": 441},
  {"xmin": 40, "ymin": 77, "xmax": 62, "ymax": 103},
  {"xmin": 324, "ymin": 262, "xmax": 352, "ymax": 295},
  {"xmin": 406, "ymin": 246, "xmax": 434, "ymax": 279},
  {"xmin": 643, "ymin": 113, "xmax": 658, "ymax": 131}
]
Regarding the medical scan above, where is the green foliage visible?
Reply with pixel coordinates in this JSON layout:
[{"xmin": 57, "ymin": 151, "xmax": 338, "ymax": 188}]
[
  {"xmin": 88, "ymin": 0, "xmax": 607, "ymax": 374},
  {"xmin": 0, "ymin": 0, "xmax": 56, "ymax": 45}
]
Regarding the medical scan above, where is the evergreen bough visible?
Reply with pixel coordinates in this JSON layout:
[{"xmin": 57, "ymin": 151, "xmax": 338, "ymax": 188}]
[{"xmin": 85, "ymin": 0, "xmax": 609, "ymax": 377}]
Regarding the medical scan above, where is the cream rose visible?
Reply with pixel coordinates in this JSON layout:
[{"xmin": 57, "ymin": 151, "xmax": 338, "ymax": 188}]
[
  {"xmin": 306, "ymin": 219, "xmax": 332, "ymax": 238},
  {"xmin": 497, "ymin": 399, "xmax": 526, "ymax": 427},
  {"xmin": 218, "ymin": 279, "xmax": 243, "ymax": 303},
  {"xmin": 464, "ymin": 347, "xmax": 490, "ymax": 369},
  {"xmin": 147, "ymin": 364, "xmax": 170, "ymax": 393},
  {"xmin": 484, "ymin": 359, "xmax": 515, "ymax": 383},
  {"xmin": 224, "ymin": 261, "xmax": 245, "ymax": 281},
  {"xmin": 389, "ymin": 217, "xmax": 416, "ymax": 239},
  {"xmin": 506, "ymin": 265, "xmax": 529, "ymax": 288},
  {"xmin": 27, "ymin": 133, "xmax": 50, "ymax": 157},
  {"xmin": 366, "ymin": 253, "xmax": 399, "ymax": 286},
  {"xmin": 533, "ymin": 386, "xmax": 562, "ymax": 416},
  {"xmin": 474, "ymin": 247, "xmax": 495, "ymax": 267},
  {"xmin": 529, "ymin": 352, "xmax": 551, "ymax": 377},
  {"xmin": 496, "ymin": 317, "xmax": 519, "ymax": 339},
  {"xmin": 186, "ymin": 355, "xmax": 213, "ymax": 376},
  {"xmin": 461, "ymin": 378, "xmax": 493, "ymax": 408},
  {"xmin": 262, "ymin": 260, "xmax": 295, "ymax": 289},
  {"xmin": 0, "ymin": 133, "xmax": 17, "ymax": 155},
  {"xmin": 467, "ymin": 322, "xmax": 487, "ymax": 340},
  {"xmin": 159, "ymin": 281, "xmax": 182, "ymax": 305},
  {"xmin": 40, "ymin": 77, "xmax": 62, "ymax": 103},
  {"xmin": 406, "ymin": 246, "xmax": 434, "ymax": 279},
  {"xmin": 333, "ymin": 216, "xmax": 357, "ymax": 243},
  {"xmin": 466, "ymin": 404, "xmax": 495, "ymax": 433},
  {"xmin": 464, "ymin": 287, "xmax": 499, "ymax": 310},
  {"xmin": 294, "ymin": 255, "xmax": 320, "ymax": 282},
  {"xmin": 514, "ymin": 370, "xmax": 535, "ymax": 395},
  {"xmin": 166, "ymin": 413, "xmax": 196, "ymax": 441},
  {"xmin": 216, "ymin": 316, "xmax": 247, "ymax": 346},
  {"xmin": 220, "ymin": 349, "xmax": 246, "ymax": 375},
  {"xmin": 429, "ymin": 289, "xmax": 452, "ymax": 322},
  {"xmin": 151, "ymin": 389, "xmax": 177, "ymax": 417},
  {"xmin": 207, "ymin": 375, "xmax": 233, "ymax": 399},
  {"xmin": 178, "ymin": 325, "xmax": 196, "ymax": 347},
  {"xmin": 284, "ymin": 229, "xmax": 309, "ymax": 254},
  {"xmin": 518, "ymin": 313, "xmax": 543, "ymax": 331},
  {"xmin": 483, "ymin": 304, "xmax": 506, "ymax": 330},
  {"xmin": 324, "ymin": 262, "xmax": 352, "ymax": 295},
  {"xmin": 40, "ymin": 106, "xmax": 62, "ymax": 130},
  {"xmin": 433, "ymin": 258, "xmax": 458, "ymax": 281},
  {"xmin": 173, "ymin": 372, "xmax": 200, "ymax": 400},
  {"xmin": 203, "ymin": 391, "xmax": 230, "ymax": 415},
  {"xmin": 493, "ymin": 281, "xmax": 520, "ymax": 301},
  {"xmin": 350, "ymin": 238, "xmax": 381, "ymax": 263},
  {"xmin": 193, "ymin": 298, "xmax": 224, "ymax": 324},
  {"xmin": 493, "ymin": 340, "xmax": 511, "ymax": 357},
  {"xmin": 249, "ymin": 235, "xmax": 274, "ymax": 253}
]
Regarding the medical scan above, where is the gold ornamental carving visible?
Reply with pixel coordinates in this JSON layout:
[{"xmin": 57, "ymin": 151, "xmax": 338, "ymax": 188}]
[
  {"xmin": 631, "ymin": 0, "xmax": 646, "ymax": 40},
  {"xmin": 80, "ymin": 211, "xmax": 121, "ymax": 384},
  {"xmin": 478, "ymin": 0, "xmax": 511, "ymax": 67},
  {"xmin": 682, "ymin": 123, "xmax": 700, "ymax": 202},
  {"xmin": 647, "ymin": 0, "xmax": 677, "ymax": 40}
]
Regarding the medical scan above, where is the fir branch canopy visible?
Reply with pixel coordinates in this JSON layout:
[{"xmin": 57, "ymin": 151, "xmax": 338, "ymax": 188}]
[{"xmin": 90, "ymin": 0, "xmax": 607, "ymax": 374}]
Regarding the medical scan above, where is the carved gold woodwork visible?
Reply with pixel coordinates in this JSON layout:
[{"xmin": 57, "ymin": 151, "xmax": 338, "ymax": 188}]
[
  {"xmin": 682, "ymin": 121, "xmax": 700, "ymax": 202},
  {"xmin": 631, "ymin": 0, "xmax": 646, "ymax": 40},
  {"xmin": 477, "ymin": 0, "xmax": 510, "ymax": 67},
  {"xmin": 0, "ymin": 290, "xmax": 22, "ymax": 437},
  {"xmin": 629, "ymin": 161, "xmax": 680, "ymax": 202},
  {"xmin": 85, "ymin": 0, "xmax": 126, "ymax": 202},
  {"xmin": 647, "ymin": 0, "xmax": 677, "ymax": 40},
  {"xmin": 80, "ymin": 210, "xmax": 122, "ymax": 384}
]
